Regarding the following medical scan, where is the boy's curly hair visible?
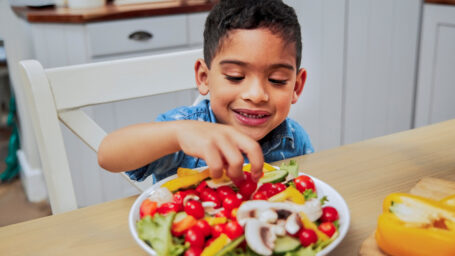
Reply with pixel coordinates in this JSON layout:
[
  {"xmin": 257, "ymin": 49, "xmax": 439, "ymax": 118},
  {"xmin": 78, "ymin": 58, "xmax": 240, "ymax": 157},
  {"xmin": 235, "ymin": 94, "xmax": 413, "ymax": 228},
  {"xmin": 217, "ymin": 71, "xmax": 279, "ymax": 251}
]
[{"xmin": 203, "ymin": 0, "xmax": 302, "ymax": 70}]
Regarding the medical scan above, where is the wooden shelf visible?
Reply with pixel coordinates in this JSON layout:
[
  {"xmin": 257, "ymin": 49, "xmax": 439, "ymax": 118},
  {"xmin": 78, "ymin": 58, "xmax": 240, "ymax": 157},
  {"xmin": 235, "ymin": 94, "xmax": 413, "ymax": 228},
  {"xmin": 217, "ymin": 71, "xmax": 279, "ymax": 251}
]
[
  {"xmin": 426, "ymin": 0, "xmax": 455, "ymax": 5},
  {"xmin": 12, "ymin": 0, "xmax": 215, "ymax": 23}
]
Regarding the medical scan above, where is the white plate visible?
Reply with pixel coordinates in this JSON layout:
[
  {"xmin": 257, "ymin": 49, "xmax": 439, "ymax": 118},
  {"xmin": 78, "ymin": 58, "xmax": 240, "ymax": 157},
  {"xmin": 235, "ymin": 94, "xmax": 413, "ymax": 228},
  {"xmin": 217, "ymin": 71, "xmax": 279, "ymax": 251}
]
[{"xmin": 129, "ymin": 170, "xmax": 350, "ymax": 256}]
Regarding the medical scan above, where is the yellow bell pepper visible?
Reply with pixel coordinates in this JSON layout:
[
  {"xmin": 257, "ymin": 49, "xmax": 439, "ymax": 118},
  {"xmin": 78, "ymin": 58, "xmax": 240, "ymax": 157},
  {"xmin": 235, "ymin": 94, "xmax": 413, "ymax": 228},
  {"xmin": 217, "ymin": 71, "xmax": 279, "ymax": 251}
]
[
  {"xmin": 201, "ymin": 234, "xmax": 230, "ymax": 256},
  {"xmin": 441, "ymin": 194, "xmax": 455, "ymax": 210},
  {"xmin": 268, "ymin": 186, "xmax": 306, "ymax": 204},
  {"xmin": 375, "ymin": 193, "xmax": 455, "ymax": 256},
  {"xmin": 299, "ymin": 212, "xmax": 330, "ymax": 241},
  {"xmin": 204, "ymin": 216, "xmax": 227, "ymax": 226},
  {"xmin": 162, "ymin": 169, "xmax": 210, "ymax": 192},
  {"xmin": 176, "ymin": 167, "xmax": 199, "ymax": 177},
  {"xmin": 243, "ymin": 162, "xmax": 276, "ymax": 172}
]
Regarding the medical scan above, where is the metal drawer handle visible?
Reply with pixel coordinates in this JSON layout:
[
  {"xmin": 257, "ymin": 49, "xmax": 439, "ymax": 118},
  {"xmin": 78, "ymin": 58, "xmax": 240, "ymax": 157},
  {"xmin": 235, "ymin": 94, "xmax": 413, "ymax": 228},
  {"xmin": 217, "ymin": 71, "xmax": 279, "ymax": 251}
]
[{"xmin": 128, "ymin": 31, "xmax": 153, "ymax": 41}]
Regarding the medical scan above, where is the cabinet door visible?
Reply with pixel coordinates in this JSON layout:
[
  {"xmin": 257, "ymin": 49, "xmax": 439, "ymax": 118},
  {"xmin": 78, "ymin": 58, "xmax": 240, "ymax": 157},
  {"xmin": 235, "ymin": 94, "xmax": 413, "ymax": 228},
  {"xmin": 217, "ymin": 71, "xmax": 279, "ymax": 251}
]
[
  {"xmin": 285, "ymin": 0, "xmax": 346, "ymax": 151},
  {"xmin": 343, "ymin": 0, "xmax": 421, "ymax": 144},
  {"xmin": 415, "ymin": 4, "xmax": 455, "ymax": 127}
]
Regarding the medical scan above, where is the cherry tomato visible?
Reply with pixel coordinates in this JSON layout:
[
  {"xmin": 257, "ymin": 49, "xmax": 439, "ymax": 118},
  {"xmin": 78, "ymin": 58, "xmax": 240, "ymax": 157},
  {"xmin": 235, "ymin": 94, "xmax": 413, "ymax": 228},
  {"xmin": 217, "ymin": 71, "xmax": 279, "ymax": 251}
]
[
  {"xmin": 185, "ymin": 227, "xmax": 205, "ymax": 248},
  {"xmin": 140, "ymin": 199, "xmax": 158, "ymax": 218},
  {"xmin": 184, "ymin": 246, "xmax": 202, "ymax": 256},
  {"xmin": 173, "ymin": 189, "xmax": 197, "ymax": 208},
  {"xmin": 211, "ymin": 223, "xmax": 225, "ymax": 238},
  {"xmin": 273, "ymin": 183, "xmax": 287, "ymax": 193},
  {"xmin": 216, "ymin": 185, "xmax": 236, "ymax": 198},
  {"xmin": 156, "ymin": 202, "xmax": 180, "ymax": 215},
  {"xmin": 256, "ymin": 183, "xmax": 281, "ymax": 198},
  {"xmin": 252, "ymin": 190, "xmax": 268, "ymax": 200},
  {"xmin": 320, "ymin": 206, "xmax": 339, "ymax": 222},
  {"xmin": 195, "ymin": 180, "xmax": 208, "ymax": 194},
  {"xmin": 223, "ymin": 194, "xmax": 242, "ymax": 213},
  {"xmin": 224, "ymin": 221, "xmax": 243, "ymax": 239},
  {"xmin": 184, "ymin": 200, "xmax": 205, "ymax": 219},
  {"xmin": 194, "ymin": 219, "xmax": 211, "ymax": 237},
  {"xmin": 318, "ymin": 222, "xmax": 336, "ymax": 237},
  {"xmin": 238, "ymin": 179, "xmax": 257, "ymax": 200},
  {"xmin": 200, "ymin": 188, "xmax": 221, "ymax": 208},
  {"xmin": 216, "ymin": 209, "xmax": 229, "ymax": 218},
  {"xmin": 294, "ymin": 175, "xmax": 316, "ymax": 193},
  {"xmin": 299, "ymin": 229, "xmax": 318, "ymax": 247}
]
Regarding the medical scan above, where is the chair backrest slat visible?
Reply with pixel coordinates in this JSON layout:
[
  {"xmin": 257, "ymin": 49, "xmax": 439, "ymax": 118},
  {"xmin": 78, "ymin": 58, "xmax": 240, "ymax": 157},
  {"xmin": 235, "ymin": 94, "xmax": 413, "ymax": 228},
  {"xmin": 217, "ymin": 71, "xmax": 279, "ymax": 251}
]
[
  {"xmin": 59, "ymin": 109, "xmax": 107, "ymax": 152},
  {"xmin": 47, "ymin": 49, "xmax": 200, "ymax": 111}
]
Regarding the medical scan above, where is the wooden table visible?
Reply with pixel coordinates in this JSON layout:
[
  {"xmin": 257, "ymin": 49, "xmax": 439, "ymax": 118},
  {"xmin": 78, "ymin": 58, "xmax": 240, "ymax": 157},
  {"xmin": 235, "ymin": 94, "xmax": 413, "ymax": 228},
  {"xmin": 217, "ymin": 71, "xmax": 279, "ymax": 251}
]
[{"xmin": 1, "ymin": 119, "xmax": 455, "ymax": 255}]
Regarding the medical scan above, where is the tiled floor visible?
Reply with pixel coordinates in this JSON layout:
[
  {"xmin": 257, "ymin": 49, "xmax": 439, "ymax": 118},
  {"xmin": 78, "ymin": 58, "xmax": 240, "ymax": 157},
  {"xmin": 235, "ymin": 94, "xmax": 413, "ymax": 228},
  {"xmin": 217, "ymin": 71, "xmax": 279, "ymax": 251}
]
[{"xmin": 0, "ymin": 127, "xmax": 51, "ymax": 227}]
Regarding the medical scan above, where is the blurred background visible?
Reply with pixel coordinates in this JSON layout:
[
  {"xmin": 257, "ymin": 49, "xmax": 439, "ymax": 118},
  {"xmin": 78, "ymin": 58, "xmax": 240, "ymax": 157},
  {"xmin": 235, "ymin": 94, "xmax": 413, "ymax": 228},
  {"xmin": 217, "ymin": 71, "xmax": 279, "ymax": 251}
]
[{"xmin": 0, "ymin": 0, "xmax": 454, "ymax": 226}]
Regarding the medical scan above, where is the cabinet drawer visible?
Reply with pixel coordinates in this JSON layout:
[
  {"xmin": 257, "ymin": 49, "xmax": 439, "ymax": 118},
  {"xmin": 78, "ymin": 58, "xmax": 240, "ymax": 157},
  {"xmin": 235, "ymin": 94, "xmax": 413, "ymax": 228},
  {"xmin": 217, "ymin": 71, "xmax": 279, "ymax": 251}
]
[{"xmin": 87, "ymin": 15, "xmax": 188, "ymax": 57}]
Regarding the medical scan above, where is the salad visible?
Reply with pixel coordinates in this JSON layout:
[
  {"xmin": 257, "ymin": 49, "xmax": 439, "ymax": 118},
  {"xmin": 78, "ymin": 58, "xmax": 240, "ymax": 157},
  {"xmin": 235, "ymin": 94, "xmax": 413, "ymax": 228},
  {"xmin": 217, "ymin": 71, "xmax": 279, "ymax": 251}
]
[{"xmin": 135, "ymin": 161, "xmax": 341, "ymax": 256}]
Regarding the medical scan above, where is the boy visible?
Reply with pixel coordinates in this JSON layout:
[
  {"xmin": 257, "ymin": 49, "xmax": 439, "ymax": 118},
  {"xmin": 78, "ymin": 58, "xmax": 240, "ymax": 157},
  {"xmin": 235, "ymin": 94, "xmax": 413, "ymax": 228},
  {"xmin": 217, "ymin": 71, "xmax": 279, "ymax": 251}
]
[{"xmin": 98, "ymin": 0, "xmax": 313, "ymax": 183}]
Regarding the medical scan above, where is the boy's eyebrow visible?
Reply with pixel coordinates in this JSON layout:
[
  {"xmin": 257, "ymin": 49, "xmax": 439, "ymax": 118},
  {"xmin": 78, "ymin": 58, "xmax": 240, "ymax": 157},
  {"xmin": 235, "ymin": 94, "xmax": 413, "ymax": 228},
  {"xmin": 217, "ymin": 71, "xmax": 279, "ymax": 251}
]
[{"xmin": 219, "ymin": 60, "xmax": 295, "ymax": 71}]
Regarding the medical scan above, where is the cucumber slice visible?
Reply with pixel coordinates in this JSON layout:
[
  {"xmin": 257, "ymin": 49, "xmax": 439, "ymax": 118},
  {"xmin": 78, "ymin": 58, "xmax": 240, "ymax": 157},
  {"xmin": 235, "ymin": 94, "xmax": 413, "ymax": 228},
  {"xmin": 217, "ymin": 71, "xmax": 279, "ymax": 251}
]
[
  {"xmin": 172, "ymin": 211, "xmax": 187, "ymax": 223},
  {"xmin": 214, "ymin": 235, "xmax": 245, "ymax": 256},
  {"xmin": 259, "ymin": 169, "xmax": 288, "ymax": 184},
  {"xmin": 273, "ymin": 235, "xmax": 301, "ymax": 254}
]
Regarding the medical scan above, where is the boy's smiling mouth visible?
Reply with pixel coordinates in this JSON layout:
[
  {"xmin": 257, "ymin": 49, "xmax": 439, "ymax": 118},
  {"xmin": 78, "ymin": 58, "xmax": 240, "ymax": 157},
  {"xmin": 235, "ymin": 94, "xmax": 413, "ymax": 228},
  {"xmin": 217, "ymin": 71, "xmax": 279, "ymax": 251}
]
[{"xmin": 232, "ymin": 109, "xmax": 271, "ymax": 126}]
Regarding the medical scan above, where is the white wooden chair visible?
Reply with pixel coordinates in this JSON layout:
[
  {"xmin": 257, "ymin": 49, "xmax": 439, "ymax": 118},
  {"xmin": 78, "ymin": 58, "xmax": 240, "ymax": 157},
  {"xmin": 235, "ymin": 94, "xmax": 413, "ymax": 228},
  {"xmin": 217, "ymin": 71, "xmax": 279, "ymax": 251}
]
[{"xmin": 19, "ymin": 49, "xmax": 203, "ymax": 214}]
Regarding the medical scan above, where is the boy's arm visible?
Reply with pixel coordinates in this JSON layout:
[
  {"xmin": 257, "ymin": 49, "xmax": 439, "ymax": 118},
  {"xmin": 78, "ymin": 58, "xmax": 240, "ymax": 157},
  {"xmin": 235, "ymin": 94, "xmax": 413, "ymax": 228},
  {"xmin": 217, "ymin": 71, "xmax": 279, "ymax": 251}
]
[{"xmin": 98, "ymin": 120, "xmax": 264, "ymax": 182}]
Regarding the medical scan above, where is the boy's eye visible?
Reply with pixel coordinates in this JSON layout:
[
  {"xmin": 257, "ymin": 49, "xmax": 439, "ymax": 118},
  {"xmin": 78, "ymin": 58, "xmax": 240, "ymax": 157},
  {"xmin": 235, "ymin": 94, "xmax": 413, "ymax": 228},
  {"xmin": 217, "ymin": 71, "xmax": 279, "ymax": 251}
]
[
  {"xmin": 225, "ymin": 75, "xmax": 244, "ymax": 82},
  {"xmin": 269, "ymin": 78, "xmax": 287, "ymax": 85}
]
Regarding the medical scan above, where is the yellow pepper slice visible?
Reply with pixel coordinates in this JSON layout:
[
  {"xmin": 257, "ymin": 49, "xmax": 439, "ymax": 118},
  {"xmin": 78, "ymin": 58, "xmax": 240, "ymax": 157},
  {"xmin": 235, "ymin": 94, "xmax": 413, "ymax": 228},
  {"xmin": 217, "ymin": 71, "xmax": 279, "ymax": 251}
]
[
  {"xmin": 161, "ymin": 169, "xmax": 209, "ymax": 192},
  {"xmin": 176, "ymin": 167, "xmax": 199, "ymax": 177},
  {"xmin": 243, "ymin": 163, "xmax": 276, "ymax": 172},
  {"xmin": 201, "ymin": 234, "xmax": 230, "ymax": 256},
  {"xmin": 375, "ymin": 193, "xmax": 455, "ymax": 256},
  {"xmin": 268, "ymin": 186, "xmax": 306, "ymax": 204},
  {"xmin": 204, "ymin": 216, "xmax": 227, "ymax": 226},
  {"xmin": 441, "ymin": 194, "xmax": 455, "ymax": 210},
  {"xmin": 299, "ymin": 212, "xmax": 329, "ymax": 241}
]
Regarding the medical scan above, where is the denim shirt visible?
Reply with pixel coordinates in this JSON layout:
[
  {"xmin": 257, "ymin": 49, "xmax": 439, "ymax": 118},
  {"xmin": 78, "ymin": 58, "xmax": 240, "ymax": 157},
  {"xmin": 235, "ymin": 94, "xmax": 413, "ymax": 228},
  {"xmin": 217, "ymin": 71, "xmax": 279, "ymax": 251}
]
[{"xmin": 126, "ymin": 99, "xmax": 313, "ymax": 183}]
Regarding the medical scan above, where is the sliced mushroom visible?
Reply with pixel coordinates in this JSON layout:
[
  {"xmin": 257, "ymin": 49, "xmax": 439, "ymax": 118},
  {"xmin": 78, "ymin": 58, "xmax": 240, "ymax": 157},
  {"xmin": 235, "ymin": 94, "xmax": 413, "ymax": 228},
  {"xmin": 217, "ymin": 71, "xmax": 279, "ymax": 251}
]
[
  {"xmin": 202, "ymin": 201, "xmax": 222, "ymax": 215},
  {"xmin": 236, "ymin": 200, "xmax": 322, "ymax": 226},
  {"xmin": 258, "ymin": 209, "xmax": 278, "ymax": 224},
  {"xmin": 295, "ymin": 198, "xmax": 322, "ymax": 221},
  {"xmin": 245, "ymin": 219, "xmax": 276, "ymax": 256},
  {"xmin": 285, "ymin": 213, "xmax": 302, "ymax": 235}
]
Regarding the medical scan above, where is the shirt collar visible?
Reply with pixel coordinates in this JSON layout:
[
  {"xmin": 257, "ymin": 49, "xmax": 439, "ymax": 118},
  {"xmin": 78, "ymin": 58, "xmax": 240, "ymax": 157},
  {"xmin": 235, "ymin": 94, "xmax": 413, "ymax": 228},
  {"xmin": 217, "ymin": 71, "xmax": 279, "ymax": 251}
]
[
  {"xmin": 260, "ymin": 119, "xmax": 295, "ymax": 155},
  {"xmin": 206, "ymin": 100, "xmax": 218, "ymax": 123}
]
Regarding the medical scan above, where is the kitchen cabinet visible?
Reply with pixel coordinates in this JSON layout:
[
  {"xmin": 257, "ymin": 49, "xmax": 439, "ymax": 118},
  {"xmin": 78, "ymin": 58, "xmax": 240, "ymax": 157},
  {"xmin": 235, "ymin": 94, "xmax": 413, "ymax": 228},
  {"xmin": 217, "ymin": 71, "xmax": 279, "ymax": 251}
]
[
  {"xmin": 288, "ymin": 0, "xmax": 422, "ymax": 148},
  {"xmin": 415, "ymin": 4, "xmax": 455, "ymax": 127},
  {"xmin": 343, "ymin": 0, "xmax": 421, "ymax": 145}
]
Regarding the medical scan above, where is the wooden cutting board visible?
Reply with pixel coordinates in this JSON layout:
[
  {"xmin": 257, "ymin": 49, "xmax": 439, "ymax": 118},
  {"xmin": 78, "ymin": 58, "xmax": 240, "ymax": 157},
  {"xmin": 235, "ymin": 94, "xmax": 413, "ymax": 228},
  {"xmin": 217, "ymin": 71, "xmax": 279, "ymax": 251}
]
[{"xmin": 358, "ymin": 177, "xmax": 455, "ymax": 256}]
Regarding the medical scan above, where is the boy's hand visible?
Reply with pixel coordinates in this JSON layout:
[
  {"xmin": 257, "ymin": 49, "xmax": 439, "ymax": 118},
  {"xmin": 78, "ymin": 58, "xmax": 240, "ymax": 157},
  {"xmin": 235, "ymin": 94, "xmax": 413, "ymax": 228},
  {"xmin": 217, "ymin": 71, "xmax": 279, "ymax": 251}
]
[{"xmin": 175, "ymin": 121, "xmax": 263, "ymax": 182}]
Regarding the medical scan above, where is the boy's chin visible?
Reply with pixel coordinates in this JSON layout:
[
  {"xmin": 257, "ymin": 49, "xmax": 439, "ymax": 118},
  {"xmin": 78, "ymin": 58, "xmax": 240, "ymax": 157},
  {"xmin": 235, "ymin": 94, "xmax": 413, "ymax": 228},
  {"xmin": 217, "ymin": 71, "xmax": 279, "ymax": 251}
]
[{"xmin": 240, "ymin": 127, "xmax": 268, "ymax": 142}]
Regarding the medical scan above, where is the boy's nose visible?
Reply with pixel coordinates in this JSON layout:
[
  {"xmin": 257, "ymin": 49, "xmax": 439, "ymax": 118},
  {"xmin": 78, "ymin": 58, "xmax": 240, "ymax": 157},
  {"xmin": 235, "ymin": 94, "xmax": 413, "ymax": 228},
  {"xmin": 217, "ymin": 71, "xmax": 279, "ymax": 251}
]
[{"xmin": 241, "ymin": 78, "xmax": 269, "ymax": 103}]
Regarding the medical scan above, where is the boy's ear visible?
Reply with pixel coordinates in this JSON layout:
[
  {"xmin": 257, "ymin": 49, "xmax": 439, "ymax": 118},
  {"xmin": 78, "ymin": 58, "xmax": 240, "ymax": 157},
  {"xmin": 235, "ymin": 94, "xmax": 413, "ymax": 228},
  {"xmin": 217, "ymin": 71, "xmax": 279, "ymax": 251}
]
[
  {"xmin": 195, "ymin": 58, "xmax": 210, "ymax": 95},
  {"xmin": 292, "ymin": 68, "xmax": 307, "ymax": 104}
]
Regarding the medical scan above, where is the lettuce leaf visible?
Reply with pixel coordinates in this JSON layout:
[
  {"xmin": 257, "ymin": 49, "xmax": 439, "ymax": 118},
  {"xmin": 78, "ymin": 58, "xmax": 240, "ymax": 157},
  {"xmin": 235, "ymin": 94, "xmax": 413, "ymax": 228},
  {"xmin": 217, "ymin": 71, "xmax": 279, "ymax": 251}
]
[{"xmin": 137, "ymin": 213, "xmax": 186, "ymax": 256}]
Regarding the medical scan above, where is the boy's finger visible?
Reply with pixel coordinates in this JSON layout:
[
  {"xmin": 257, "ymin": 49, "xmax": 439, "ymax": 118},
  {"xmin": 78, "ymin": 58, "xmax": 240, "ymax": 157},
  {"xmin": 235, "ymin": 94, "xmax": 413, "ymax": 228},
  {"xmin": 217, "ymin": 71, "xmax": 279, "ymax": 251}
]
[
  {"xmin": 204, "ymin": 148, "xmax": 224, "ymax": 179},
  {"xmin": 238, "ymin": 139, "xmax": 264, "ymax": 182},
  {"xmin": 217, "ymin": 138, "xmax": 245, "ymax": 181}
]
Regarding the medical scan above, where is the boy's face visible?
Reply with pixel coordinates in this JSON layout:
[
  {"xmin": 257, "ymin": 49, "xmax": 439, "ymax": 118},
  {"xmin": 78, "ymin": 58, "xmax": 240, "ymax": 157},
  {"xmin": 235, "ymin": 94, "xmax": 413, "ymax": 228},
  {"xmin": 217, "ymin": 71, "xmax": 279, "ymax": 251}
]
[{"xmin": 195, "ymin": 28, "xmax": 306, "ymax": 141}]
